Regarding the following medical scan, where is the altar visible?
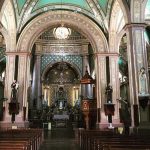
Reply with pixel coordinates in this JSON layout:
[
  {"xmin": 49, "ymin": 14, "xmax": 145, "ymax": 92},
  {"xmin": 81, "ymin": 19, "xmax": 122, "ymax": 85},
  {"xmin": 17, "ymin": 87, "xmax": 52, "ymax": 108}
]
[
  {"xmin": 53, "ymin": 114, "xmax": 69, "ymax": 120},
  {"xmin": 53, "ymin": 114, "xmax": 69, "ymax": 127}
]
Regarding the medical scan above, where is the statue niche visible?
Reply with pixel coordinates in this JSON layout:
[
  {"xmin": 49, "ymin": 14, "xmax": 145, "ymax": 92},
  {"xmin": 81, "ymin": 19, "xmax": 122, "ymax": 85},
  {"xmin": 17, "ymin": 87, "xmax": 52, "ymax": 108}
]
[{"xmin": 56, "ymin": 87, "xmax": 67, "ymax": 109}]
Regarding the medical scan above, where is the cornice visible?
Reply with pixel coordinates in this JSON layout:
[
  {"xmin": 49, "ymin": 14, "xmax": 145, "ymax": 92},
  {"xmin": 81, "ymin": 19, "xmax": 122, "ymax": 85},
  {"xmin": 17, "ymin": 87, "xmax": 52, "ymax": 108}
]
[
  {"xmin": 6, "ymin": 51, "xmax": 31, "ymax": 56},
  {"xmin": 123, "ymin": 23, "xmax": 148, "ymax": 30},
  {"xmin": 95, "ymin": 52, "xmax": 119, "ymax": 57}
]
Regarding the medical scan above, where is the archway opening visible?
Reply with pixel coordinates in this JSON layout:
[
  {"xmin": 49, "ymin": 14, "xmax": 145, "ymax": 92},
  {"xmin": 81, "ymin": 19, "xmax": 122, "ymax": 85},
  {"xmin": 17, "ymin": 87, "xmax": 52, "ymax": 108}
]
[
  {"xmin": 28, "ymin": 25, "xmax": 95, "ymax": 129},
  {"xmin": 0, "ymin": 32, "xmax": 6, "ymax": 121}
]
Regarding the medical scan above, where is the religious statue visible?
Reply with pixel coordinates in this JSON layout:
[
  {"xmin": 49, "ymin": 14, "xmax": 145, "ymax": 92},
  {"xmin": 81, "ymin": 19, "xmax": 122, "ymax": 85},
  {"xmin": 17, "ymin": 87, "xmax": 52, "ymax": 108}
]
[
  {"xmin": 117, "ymin": 97, "xmax": 131, "ymax": 134},
  {"xmin": 11, "ymin": 80, "xmax": 19, "ymax": 102},
  {"xmin": 56, "ymin": 87, "xmax": 66, "ymax": 100},
  {"xmin": 139, "ymin": 67, "xmax": 148, "ymax": 95},
  {"xmin": 9, "ymin": 80, "xmax": 19, "ymax": 123},
  {"xmin": 105, "ymin": 83, "xmax": 113, "ymax": 103},
  {"xmin": 42, "ymin": 95, "xmax": 48, "ymax": 108},
  {"xmin": 56, "ymin": 87, "xmax": 67, "ymax": 109},
  {"xmin": 105, "ymin": 83, "xmax": 114, "ymax": 129}
]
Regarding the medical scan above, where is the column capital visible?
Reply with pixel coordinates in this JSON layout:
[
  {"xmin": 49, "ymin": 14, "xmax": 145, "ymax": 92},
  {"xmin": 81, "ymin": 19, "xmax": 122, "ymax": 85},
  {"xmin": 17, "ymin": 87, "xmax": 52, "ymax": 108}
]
[
  {"xmin": 6, "ymin": 51, "xmax": 31, "ymax": 56},
  {"xmin": 81, "ymin": 53, "xmax": 89, "ymax": 57},
  {"xmin": 123, "ymin": 23, "xmax": 148, "ymax": 30},
  {"xmin": 95, "ymin": 52, "xmax": 119, "ymax": 57},
  {"xmin": 35, "ymin": 52, "xmax": 42, "ymax": 56}
]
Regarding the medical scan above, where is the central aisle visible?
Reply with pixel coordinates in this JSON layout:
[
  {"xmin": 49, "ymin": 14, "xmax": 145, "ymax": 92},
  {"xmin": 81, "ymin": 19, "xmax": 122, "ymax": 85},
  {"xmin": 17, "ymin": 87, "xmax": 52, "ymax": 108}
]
[{"xmin": 39, "ymin": 127, "xmax": 80, "ymax": 150}]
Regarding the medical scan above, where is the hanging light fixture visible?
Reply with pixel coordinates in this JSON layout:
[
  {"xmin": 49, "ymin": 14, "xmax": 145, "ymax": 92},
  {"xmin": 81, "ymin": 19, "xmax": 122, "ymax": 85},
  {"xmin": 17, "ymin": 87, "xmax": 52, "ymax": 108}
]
[
  {"xmin": 53, "ymin": 0, "xmax": 71, "ymax": 40},
  {"xmin": 53, "ymin": 26, "xmax": 71, "ymax": 40}
]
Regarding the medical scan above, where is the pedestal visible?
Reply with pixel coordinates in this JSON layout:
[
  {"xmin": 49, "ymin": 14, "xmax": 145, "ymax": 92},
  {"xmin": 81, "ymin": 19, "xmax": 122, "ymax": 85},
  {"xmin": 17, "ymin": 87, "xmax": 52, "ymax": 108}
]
[
  {"xmin": 138, "ymin": 95, "xmax": 150, "ymax": 110},
  {"xmin": 104, "ymin": 103, "xmax": 115, "ymax": 129},
  {"xmin": 9, "ymin": 102, "xmax": 19, "ymax": 123}
]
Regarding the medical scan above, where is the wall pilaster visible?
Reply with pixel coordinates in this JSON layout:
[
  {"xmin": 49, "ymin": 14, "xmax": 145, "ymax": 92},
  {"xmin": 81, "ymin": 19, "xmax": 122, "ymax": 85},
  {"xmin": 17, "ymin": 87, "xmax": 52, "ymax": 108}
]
[
  {"xmin": 95, "ymin": 54, "xmax": 107, "ymax": 128},
  {"xmin": 17, "ymin": 52, "xmax": 31, "ymax": 123},
  {"xmin": 2, "ymin": 53, "xmax": 16, "ymax": 122},
  {"xmin": 31, "ymin": 44, "xmax": 42, "ymax": 109},
  {"xmin": 125, "ymin": 23, "xmax": 149, "ymax": 126},
  {"xmin": 109, "ymin": 54, "xmax": 120, "ymax": 123}
]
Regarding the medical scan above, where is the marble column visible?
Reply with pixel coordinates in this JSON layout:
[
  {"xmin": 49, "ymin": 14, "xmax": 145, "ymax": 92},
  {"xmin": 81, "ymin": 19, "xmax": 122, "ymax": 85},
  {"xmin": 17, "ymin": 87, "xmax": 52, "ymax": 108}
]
[
  {"xmin": 17, "ymin": 52, "xmax": 30, "ymax": 126},
  {"xmin": 125, "ymin": 23, "xmax": 149, "ymax": 126},
  {"xmin": 81, "ymin": 43, "xmax": 92, "ymax": 98},
  {"xmin": 31, "ymin": 44, "xmax": 42, "ymax": 109},
  {"xmin": 2, "ymin": 53, "xmax": 16, "ymax": 123},
  {"xmin": 109, "ymin": 54, "xmax": 120, "ymax": 124},
  {"xmin": 95, "ymin": 54, "xmax": 107, "ymax": 128},
  {"xmin": 82, "ymin": 54, "xmax": 92, "ymax": 98}
]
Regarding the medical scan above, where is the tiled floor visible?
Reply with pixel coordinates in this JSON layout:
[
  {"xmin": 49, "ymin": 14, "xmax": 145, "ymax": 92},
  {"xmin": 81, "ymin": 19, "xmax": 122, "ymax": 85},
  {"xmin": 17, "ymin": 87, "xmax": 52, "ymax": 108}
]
[{"xmin": 39, "ymin": 127, "xmax": 80, "ymax": 150}]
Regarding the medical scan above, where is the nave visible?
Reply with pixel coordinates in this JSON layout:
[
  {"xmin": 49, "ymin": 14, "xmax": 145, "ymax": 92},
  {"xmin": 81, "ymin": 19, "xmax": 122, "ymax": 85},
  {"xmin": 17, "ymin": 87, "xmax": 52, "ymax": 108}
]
[{"xmin": 39, "ymin": 127, "xmax": 80, "ymax": 150}]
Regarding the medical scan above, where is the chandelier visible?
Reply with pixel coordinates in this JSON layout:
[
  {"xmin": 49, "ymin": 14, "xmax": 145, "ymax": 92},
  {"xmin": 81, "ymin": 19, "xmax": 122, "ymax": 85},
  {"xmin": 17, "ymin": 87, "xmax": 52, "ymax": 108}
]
[
  {"xmin": 53, "ymin": 26, "xmax": 71, "ymax": 40},
  {"xmin": 53, "ymin": 0, "xmax": 71, "ymax": 40}
]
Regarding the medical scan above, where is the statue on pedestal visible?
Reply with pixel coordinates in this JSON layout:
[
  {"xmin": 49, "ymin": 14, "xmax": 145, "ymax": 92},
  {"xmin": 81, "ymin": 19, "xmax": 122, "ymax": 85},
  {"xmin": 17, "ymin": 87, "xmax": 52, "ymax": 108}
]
[
  {"xmin": 105, "ymin": 83, "xmax": 113, "ymax": 103},
  {"xmin": 139, "ymin": 67, "xmax": 148, "ymax": 95},
  {"xmin": 117, "ymin": 97, "xmax": 131, "ymax": 134},
  {"xmin": 9, "ymin": 80, "xmax": 19, "ymax": 123},
  {"xmin": 105, "ymin": 83, "xmax": 114, "ymax": 129},
  {"xmin": 11, "ymin": 80, "xmax": 19, "ymax": 102},
  {"xmin": 56, "ymin": 87, "xmax": 67, "ymax": 109}
]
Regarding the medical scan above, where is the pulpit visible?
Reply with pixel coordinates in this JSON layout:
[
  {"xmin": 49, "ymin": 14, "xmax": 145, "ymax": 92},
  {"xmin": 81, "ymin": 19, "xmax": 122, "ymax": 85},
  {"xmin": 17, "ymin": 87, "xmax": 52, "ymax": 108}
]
[
  {"xmin": 80, "ymin": 68, "xmax": 96, "ymax": 129},
  {"xmin": 81, "ymin": 99, "xmax": 97, "ymax": 129}
]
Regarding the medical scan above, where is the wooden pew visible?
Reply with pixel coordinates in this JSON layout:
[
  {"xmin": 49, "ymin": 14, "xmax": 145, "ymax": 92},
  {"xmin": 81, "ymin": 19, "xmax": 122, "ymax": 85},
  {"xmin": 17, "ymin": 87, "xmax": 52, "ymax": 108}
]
[
  {"xmin": 79, "ymin": 129, "xmax": 114, "ymax": 150},
  {"xmin": 0, "ymin": 129, "xmax": 44, "ymax": 150},
  {"xmin": 94, "ymin": 136, "xmax": 150, "ymax": 150},
  {"xmin": 79, "ymin": 129, "xmax": 150, "ymax": 150}
]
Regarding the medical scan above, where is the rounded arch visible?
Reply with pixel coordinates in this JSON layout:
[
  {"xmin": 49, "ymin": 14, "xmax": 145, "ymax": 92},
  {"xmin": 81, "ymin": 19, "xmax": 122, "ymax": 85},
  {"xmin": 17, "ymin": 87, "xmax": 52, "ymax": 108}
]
[
  {"xmin": 41, "ymin": 60, "xmax": 82, "ymax": 82},
  {"xmin": 0, "ymin": 0, "xmax": 16, "ymax": 51},
  {"xmin": 0, "ymin": 24, "xmax": 8, "ymax": 48},
  {"xmin": 16, "ymin": 10, "xmax": 108, "ymax": 54},
  {"xmin": 117, "ymin": 0, "xmax": 130, "ymax": 23},
  {"xmin": 109, "ymin": 0, "xmax": 129, "ymax": 53}
]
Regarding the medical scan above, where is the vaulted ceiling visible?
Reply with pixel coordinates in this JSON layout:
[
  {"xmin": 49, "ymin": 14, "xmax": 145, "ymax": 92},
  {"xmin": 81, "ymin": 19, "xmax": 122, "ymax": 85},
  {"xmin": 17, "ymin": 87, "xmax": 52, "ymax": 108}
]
[
  {"xmin": 13, "ymin": 0, "xmax": 115, "ymax": 33},
  {"xmin": 146, "ymin": 0, "xmax": 150, "ymax": 19}
]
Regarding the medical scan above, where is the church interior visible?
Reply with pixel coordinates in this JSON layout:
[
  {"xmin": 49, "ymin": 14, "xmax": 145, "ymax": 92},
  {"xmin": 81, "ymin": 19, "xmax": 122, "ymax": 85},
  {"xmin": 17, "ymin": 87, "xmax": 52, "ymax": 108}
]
[{"xmin": 0, "ymin": 0, "xmax": 150, "ymax": 149}]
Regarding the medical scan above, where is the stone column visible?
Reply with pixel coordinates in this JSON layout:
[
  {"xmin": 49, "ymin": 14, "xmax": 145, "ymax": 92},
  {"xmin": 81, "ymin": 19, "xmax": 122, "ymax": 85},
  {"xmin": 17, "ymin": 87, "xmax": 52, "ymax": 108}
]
[
  {"xmin": 81, "ymin": 43, "xmax": 92, "ymax": 98},
  {"xmin": 2, "ymin": 53, "xmax": 16, "ymax": 123},
  {"xmin": 17, "ymin": 52, "xmax": 30, "ymax": 126},
  {"xmin": 109, "ymin": 54, "xmax": 120, "ymax": 125},
  {"xmin": 125, "ymin": 23, "xmax": 149, "ymax": 126},
  {"xmin": 128, "ymin": 0, "xmax": 150, "ymax": 127},
  {"xmin": 31, "ymin": 44, "xmax": 42, "ymax": 109},
  {"xmin": 95, "ymin": 54, "xmax": 107, "ymax": 128}
]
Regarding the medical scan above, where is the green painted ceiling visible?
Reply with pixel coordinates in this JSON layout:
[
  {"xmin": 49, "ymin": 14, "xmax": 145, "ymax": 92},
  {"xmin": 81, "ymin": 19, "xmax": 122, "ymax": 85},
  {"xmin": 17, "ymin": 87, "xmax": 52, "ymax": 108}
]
[
  {"xmin": 16, "ymin": 0, "xmax": 26, "ymax": 13},
  {"xmin": 13, "ymin": 0, "xmax": 114, "ymax": 34},
  {"xmin": 145, "ymin": 0, "xmax": 150, "ymax": 19},
  {"xmin": 97, "ymin": 0, "xmax": 108, "ymax": 13},
  {"xmin": 33, "ymin": 0, "xmax": 91, "ymax": 11}
]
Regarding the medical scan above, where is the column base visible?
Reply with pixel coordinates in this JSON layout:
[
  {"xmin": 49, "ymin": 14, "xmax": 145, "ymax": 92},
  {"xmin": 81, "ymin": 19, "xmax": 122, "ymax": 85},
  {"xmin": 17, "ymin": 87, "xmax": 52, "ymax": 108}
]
[
  {"xmin": 97, "ymin": 120, "xmax": 123, "ymax": 129},
  {"xmin": 0, "ymin": 121, "xmax": 29, "ymax": 129}
]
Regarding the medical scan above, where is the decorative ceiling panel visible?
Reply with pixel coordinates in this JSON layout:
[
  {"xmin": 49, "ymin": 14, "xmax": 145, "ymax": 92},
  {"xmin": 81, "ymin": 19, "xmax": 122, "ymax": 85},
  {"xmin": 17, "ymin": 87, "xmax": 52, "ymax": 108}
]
[
  {"xmin": 33, "ymin": 0, "xmax": 91, "ymax": 11},
  {"xmin": 41, "ymin": 55, "xmax": 82, "ymax": 74},
  {"xmin": 16, "ymin": 0, "xmax": 26, "ymax": 13},
  {"xmin": 13, "ymin": 0, "xmax": 115, "ymax": 35},
  {"xmin": 97, "ymin": 0, "xmax": 108, "ymax": 14}
]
